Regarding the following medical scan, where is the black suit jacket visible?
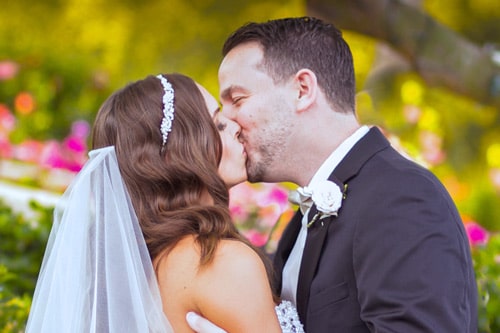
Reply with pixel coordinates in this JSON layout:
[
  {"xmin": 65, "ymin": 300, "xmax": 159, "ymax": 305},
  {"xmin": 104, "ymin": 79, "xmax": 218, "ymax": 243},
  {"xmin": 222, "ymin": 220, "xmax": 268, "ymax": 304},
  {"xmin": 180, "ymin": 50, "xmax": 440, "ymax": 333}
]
[{"xmin": 273, "ymin": 127, "xmax": 478, "ymax": 332}]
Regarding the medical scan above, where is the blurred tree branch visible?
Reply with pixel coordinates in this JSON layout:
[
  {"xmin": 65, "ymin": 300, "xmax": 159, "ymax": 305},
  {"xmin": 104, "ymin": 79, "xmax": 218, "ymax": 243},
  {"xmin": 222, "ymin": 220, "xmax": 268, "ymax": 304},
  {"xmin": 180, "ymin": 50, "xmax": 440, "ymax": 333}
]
[{"xmin": 307, "ymin": 0, "xmax": 500, "ymax": 109}]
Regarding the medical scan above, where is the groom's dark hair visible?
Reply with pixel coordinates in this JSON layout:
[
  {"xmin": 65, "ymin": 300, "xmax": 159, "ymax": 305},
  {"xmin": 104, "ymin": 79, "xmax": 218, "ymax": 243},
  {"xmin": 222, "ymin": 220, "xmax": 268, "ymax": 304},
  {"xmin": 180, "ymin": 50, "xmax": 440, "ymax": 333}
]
[{"xmin": 222, "ymin": 17, "xmax": 356, "ymax": 114}]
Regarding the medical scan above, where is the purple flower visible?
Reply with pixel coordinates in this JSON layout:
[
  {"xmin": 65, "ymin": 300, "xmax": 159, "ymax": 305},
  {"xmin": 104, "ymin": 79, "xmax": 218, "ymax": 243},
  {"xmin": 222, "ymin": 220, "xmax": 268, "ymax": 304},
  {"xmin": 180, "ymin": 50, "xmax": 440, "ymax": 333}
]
[
  {"xmin": 71, "ymin": 120, "xmax": 90, "ymax": 139},
  {"xmin": 465, "ymin": 222, "xmax": 489, "ymax": 247}
]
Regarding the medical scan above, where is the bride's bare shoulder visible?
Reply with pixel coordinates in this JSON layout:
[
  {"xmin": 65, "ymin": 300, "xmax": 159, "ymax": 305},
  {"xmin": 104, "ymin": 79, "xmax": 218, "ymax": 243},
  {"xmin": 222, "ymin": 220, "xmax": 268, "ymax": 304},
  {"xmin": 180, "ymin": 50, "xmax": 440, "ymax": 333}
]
[
  {"xmin": 202, "ymin": 239, "xmax": 264, "ymax": 275},
  {"xmin": 196, "ymin": 240, "xmax": 281, "ymax": 332},
  {"xmin": 158, "ymin": 236, "xmax": 262, "ymax": 272},
  {"xmin": 155, "ymin": 237, "xmax": 262, "ymax": 286},
  {"xmin": 158, "ymin": 237, "xmax": 280, "ymax": 332},
  {"xmin": 156, "ymin": 236, "xmax": 267, "ymax": 310},
  {"xmin": 155, "ymin": 235, "xmax": 203, "ymax": 298}
]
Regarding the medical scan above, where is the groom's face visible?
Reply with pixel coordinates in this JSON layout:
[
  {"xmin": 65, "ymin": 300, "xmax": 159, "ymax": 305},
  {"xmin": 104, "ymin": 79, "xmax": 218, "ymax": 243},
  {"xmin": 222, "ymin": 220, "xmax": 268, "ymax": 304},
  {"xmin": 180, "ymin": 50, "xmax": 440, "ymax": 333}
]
[{"xmin": 218, "ymin": 42, "xmax": 296, "ymax": 183}]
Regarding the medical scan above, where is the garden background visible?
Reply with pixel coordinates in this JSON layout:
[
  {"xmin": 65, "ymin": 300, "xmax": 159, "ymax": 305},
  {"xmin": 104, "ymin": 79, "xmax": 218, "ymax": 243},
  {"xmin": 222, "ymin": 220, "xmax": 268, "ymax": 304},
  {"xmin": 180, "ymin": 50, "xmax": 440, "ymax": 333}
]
[{"xmin": 0, "ymin": 0, "xmax": 499, "ymax": 331}]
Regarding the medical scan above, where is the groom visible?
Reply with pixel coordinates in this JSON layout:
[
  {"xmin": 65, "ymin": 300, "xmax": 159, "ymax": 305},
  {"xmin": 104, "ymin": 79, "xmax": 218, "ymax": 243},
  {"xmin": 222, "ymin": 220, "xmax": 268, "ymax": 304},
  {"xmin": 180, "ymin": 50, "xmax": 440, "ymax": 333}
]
[{"xmin": 189, "ymin": 17, "xmax": 477, "ymax": 332}]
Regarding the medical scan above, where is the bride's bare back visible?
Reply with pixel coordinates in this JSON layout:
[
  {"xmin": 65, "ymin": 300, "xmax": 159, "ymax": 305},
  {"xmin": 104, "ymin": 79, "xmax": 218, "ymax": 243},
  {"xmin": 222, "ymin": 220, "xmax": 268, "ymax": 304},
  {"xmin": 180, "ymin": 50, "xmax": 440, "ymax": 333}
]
[{"xmin": 155, "ymin": 235, "xmax": 282, "ymax": 333}]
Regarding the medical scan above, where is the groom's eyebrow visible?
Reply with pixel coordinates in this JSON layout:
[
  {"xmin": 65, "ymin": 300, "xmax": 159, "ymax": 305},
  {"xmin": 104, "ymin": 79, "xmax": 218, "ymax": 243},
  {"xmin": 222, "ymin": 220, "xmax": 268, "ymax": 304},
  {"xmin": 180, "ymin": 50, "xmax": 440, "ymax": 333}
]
[
  {"xmin": 220, "ymin": 85, "xmax": 244, "ymax": 101},
  {"xmin": 220, "ymin": 87, "xmax": 233, "ymax": 101}
]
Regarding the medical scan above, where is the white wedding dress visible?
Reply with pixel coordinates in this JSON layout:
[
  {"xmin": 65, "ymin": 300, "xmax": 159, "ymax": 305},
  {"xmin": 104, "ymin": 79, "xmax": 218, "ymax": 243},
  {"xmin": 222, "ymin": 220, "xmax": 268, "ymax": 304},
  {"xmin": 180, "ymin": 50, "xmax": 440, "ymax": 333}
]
[{"xmin": 275, "ymin": 301, "xmax": 305, "ymax": 333}]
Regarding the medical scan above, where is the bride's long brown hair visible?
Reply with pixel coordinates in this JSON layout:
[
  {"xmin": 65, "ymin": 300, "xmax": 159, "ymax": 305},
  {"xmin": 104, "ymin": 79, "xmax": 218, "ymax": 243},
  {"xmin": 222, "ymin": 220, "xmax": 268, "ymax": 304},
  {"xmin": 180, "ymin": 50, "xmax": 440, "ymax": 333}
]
[{"xmin": 91, "ymin": 74, "xmax": 273, "ymax": 280}]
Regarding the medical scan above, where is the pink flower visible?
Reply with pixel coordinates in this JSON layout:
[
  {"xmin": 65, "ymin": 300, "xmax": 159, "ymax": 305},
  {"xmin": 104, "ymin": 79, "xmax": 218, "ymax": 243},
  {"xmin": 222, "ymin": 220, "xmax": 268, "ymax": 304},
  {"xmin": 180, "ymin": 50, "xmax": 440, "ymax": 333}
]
[
  {"xmin": 0, "ymin": 104, "xmax": 16, "ymax": 133},
  {"xmin": 71, "ymin": 120, "xmax": 90, "ymax": 139},
  {"xmin": 63, "ymin": 135, "xmax": 87, "ymax": 154},
  {"xmin": 419, "ymin": 131, "xmax": 446, "ymax": 165},
  {"xmin": 255, "ymin": 183, "xmax": 290, "ymax": 209},
  {"xmin": 490, "ymin": 168, "xmax": 500, "ymax": 190},
  {"xmin": 229, "ymin": 182, "xmax": 295, "ymax": 240},
  {"xmin": 242, "ymin": 229, "xmax": 268, "ymax": 247},
  {"xmin": 257, "ymin": 204, "xmax": 281, "ymax": 228},
  {"xmin": 230, "ymin": 182, "xmax": 258, "ymax": 203},
  {"xmin": 39, "ymin": 140, "xmax": 82, "ymax": 172},
  {"xmin": 39, "ymin": 141, "xmax": 66, "ymax": 169},
  {"xmin": 464, "ymin": 222, "xmax": 489, "ymax": 247},
  {"xmin": 51, "ymin": 120, "xmax": 91, "ymax": 171},
  {"xmin": 14, "ymin": 140, "xmax": 44, "ymax": 162},
  {"xmin": 229, "ymin": 204, "xmax": 250, "ymax": 225},
  {"xmin": 229, "ymin": 182, "xmax": 259, "ymax": 223},
  {"xmin": 403, "ymin": 105, "xmax": 421, "ymax": 124},
  {"xmin": 0, "ymin": 60, "xmax": 19, "ymax": 80},
  {"xmin": 266, "ymin": 186, "xmax": 290, "ymax": 211},
  {"xmin": 0, "ymin": 138, "xmax": 13, "ymax": 158}
]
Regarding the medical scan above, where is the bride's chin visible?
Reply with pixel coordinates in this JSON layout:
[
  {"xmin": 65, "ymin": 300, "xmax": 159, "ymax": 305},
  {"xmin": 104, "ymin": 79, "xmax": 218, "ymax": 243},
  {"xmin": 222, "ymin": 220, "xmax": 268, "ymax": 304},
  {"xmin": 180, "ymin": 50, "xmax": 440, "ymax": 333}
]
[{"xmin": 225, "ymin": 174, "xmax": 248, "ymax": 189}]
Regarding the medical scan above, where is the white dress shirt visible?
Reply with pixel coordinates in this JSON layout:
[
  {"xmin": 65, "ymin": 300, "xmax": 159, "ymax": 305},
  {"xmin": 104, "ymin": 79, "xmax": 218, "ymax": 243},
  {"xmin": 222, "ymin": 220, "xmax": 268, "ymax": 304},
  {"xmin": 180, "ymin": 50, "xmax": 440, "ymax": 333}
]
[{"xmin": 280, "ymin": 126, "xmax": 369, "ymax": 305}]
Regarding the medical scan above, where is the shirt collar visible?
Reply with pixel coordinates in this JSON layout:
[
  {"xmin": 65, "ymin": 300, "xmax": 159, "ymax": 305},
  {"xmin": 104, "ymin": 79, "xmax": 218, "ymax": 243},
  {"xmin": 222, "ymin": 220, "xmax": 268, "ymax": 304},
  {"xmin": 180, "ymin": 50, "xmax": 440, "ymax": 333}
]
[{"xmin": 308, "ymin": 125, "xmax": 369, "ymax": 186}]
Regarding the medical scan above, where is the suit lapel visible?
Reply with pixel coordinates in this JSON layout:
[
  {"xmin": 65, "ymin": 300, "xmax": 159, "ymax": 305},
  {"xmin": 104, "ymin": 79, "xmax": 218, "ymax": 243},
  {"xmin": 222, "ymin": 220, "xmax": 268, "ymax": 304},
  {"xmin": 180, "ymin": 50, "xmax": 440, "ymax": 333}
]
[
  {"xmin": 294, "ymin": 126, "xmax": 390, "ymax": 323},
  {"xmin": 296, "ymin": 205, "xmax": 329, "ymax": 322}
]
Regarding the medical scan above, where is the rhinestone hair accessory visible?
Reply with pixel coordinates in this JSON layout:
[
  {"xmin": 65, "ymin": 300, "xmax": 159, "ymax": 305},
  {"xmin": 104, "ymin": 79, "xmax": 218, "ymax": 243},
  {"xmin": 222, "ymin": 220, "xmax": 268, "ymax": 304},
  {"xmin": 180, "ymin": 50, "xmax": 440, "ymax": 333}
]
[{"xmin": 156, "ymin": 74, "xmax": 175, "ymax": 147}]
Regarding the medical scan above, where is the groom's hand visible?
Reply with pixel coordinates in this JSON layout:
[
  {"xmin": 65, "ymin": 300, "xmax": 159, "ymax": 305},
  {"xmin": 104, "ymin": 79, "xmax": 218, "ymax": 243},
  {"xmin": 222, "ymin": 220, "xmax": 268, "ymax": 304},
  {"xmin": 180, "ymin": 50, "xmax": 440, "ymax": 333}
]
[{"xmin": 186, "ymin": 312, "xmax": 227, "ymax": 333}]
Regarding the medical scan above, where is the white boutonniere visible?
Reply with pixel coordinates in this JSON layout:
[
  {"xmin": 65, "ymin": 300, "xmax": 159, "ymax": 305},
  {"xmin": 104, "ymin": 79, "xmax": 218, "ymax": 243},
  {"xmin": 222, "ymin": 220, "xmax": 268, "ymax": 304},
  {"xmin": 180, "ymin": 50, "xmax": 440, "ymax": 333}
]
[{"xmin": 306, "ymin": 180, "xmax": 346, "ymax": 228}]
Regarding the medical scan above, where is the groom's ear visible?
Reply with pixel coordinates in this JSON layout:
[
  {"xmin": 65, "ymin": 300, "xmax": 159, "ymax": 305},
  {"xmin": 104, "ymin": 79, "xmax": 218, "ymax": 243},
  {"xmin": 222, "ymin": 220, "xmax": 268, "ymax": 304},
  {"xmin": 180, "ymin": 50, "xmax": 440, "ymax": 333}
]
[{"xmin": 295, "ymin": 69, "xmax": 318, "ymax": 113}]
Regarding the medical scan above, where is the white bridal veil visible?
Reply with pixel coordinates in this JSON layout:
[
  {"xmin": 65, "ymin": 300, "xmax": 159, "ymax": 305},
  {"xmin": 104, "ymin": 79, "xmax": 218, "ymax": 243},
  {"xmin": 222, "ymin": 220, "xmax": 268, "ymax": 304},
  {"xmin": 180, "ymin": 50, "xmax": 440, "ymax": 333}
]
[{"xmin": 26, "ymin": 146, "xmax": 173, "ymax": 332}]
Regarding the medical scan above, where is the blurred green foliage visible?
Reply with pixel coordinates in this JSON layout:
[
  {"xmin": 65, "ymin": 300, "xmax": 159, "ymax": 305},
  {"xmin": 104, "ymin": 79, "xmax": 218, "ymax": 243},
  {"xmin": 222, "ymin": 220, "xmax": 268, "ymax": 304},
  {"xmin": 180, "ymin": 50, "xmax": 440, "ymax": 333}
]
[
  {"xmin": 357, "ymin": 0, "xmax": 500, "ymax": 232},
  {"xmin": 425, "ymin": 0, "xmax": 500, "ymax": 44},
  {"xmin": 0, "ymin": 200, "xmax": 53, "ymax": 332},
  {"xmin": 0, "ymin": 0, "xmax": 304, "ymax": 140},
  {"xmin": 0, "ymin": 275, "xmax": 31, "ymax": 333},
  {"xmin": 474, "ymin": 233, "xmax": 500, "ymax": 332}
]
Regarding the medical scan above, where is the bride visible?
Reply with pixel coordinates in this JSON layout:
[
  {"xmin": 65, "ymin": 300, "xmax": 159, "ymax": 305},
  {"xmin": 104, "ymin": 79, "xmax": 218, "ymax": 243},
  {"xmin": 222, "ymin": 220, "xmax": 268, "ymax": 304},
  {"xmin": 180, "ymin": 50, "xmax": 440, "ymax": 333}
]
[{"xmin": 25, "ymin": 73, "xmax": 303, "ymax": 332}]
